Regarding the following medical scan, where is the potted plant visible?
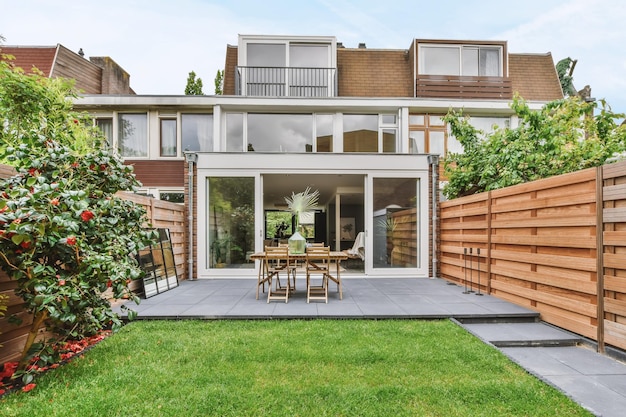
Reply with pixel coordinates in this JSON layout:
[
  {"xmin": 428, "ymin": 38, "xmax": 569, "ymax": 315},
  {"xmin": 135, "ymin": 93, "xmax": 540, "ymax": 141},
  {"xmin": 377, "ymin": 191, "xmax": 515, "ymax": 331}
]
[{"xmin": 284, "ymin": 187, "xmax": 319, "ymax": 253}]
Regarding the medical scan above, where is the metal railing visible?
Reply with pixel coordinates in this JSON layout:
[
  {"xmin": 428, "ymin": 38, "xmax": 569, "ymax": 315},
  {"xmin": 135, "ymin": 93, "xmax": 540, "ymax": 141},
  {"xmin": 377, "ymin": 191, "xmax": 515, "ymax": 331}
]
[{"xmin": 235, "ymin": 66, "xmax": 337, "ymax": 97}]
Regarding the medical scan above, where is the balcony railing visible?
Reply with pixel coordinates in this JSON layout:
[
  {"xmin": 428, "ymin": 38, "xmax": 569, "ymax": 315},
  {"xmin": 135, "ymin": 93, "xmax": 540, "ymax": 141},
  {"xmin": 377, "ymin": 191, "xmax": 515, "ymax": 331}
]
[
  {"xmin": 235, "ymin": 66, "xmax": 337, "ymax": 97},
  {"xmin": 415, "ymin": 75, "xmax": 512, "ymax": 100}
]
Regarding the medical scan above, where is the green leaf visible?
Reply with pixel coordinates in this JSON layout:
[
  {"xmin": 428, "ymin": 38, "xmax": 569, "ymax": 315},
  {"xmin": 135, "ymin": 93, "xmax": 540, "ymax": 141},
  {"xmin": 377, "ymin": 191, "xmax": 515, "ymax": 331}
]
[{"xmin": 11, "ymin": 234, "xmax": 24, "ymax": 245}]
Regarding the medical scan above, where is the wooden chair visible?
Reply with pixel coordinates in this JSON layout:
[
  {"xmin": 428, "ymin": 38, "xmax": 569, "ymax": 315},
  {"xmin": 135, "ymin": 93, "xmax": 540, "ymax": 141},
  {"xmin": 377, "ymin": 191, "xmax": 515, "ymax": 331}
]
[
  {"xmin": 277, "ymin": 243, "xmax": 298, "ymax": 290},
  {"xmin": 265, "ymin": 246, "xmax": 293, "ymax": 303},
  {"xmin": 305, "ymin": 246, "xmax": 330, "ymax": 303}
]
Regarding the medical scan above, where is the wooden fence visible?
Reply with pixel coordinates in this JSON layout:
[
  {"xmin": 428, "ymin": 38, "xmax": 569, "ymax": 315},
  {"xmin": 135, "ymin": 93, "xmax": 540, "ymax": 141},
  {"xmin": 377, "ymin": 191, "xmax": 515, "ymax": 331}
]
[
  {"xmin": 440, "ymin": 161, "xmax": 626, "ymax": 352},
  {"xmin": 0, "ymin": 165, "xmax": 186, "ymax": 364}
]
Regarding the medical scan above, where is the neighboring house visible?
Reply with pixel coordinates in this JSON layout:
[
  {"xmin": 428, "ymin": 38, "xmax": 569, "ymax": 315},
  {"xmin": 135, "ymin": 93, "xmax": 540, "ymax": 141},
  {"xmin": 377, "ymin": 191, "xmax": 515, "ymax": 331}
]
[
  {"xmin": 74, "ymin": 34, "xmax": 563, "ymax": 279},
  {"xmin": 1, "ymin": 44, "xmax": 134, "ymax": 95},
  {"xmin": 0, "ymin": 44, "xmax": 181, "ymax": 200}
]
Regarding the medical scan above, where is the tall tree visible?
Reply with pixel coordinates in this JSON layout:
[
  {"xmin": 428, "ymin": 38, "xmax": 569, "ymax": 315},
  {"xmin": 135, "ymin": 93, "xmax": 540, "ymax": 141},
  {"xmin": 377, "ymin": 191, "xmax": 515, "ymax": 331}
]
[
  {"xmin": 184, "ymin": 70, "xmax": 204, "ymax": 95},
  {"xmin": 214, "ymin": 69, "xmax": 224, "ymax": 95},
  {"xmin": 442, "ymin": 95, "xmax": 626, "ymax": 199}
]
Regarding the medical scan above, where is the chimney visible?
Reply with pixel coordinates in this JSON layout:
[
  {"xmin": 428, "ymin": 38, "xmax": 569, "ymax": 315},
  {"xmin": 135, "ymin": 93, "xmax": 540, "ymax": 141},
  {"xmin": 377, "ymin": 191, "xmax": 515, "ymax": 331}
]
[
  {"xmin": 78, "ymin": 48, "xmax": 84, "ymax": 57},
  {"xmin": 358, "ymin": 43, "xmax": 366, "ymax": 49},
  {"xmin": 337, "ymin": 42, "xmax": 344, "ymax": 48}
]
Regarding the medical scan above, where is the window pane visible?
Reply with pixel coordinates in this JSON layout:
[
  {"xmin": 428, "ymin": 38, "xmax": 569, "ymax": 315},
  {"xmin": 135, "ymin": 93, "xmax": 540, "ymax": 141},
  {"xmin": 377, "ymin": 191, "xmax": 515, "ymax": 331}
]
[
  {"xmin": 409, "ymin": 130, "xmax": 425, "ymax": 153},
  {"xmin": 290, "ymin": 44, "xmax": 328, "ymax": 68},
  {"xmin": 382, "ymin": 128, "xmax": 396, "ymax": 153},
  {"xmin": 316, "ymin": 114, "xmax": 333, "ymax": 152},
  {"xmin": 182, "ymin": 114, "xmax": 213, "ymax": 152},
  {"xmin": 480, "ymin": 48, "xmax": 500, "ymax": 76},
  {"xmin": 159, "ymin": 192, "xmax": 184, "ymax": 203},
  {"xmin": 247, "ymin": 114, "xmax": 312, "ymax": 152},
  {"xmin": 429, "ymin": 115, "xmax": 445, "ymax": 126},
  {"xmin": 409, "ymin": 115, "xmax": 425, "ymax": 126},
  {"xmin": 428, "ymin": 131, "xmax": 446, "ymax": 155},
  {"xmin": 160, "ymin": 119, "xmax": 177, "ymax": 157},
  {"xmin": 95, "ymin": 118, "xmax": 113, "ymax": 148},
  {"xmin": 382, "ymin": 114, "xmax": 397, "ymax": 124},
  {"xmin": 208, "ymin": 177, "xmax": 255, "ymax": 269},
  {"xmin": 118, "ymin": 113, "xmax": 147, "ymax": 157},
  {"xmin": 462, "ymin": 47, "xmax": 479, "ymax": 76},
  {"xmin": 343, "ymin": 114, "xmax": 377, "ymax": 153},
  {"xmin": 422, "ymin": 46, "xmax": 459, "ymax": 75},
  {"xmin": 226, "ymin": 113, "xmax": 244, "ymax": 152},
  {"xmin": 247, "ymin": 43, "xmax": 285, "ymax": 66},
  {"xmin": 373, "ymin": 178, "xmax": 419, "ymax": 268}
]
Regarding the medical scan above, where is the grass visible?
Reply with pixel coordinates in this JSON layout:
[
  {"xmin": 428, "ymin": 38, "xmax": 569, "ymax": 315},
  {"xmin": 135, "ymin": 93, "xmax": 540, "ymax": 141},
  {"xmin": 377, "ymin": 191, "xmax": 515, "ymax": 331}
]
[{"xmin": 0, "ymin": 320, "xmax": 592, "ymax": 417}]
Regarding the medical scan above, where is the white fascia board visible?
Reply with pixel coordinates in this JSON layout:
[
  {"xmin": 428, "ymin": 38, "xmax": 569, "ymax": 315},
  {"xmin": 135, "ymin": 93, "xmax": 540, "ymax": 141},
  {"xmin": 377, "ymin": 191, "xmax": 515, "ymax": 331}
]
[
  {"xmin": 195, "ymin": 152, "xmax": 432, "ymax": 172},
  {"xmin": 74, "ymin": 94, "xmax": 548, "ymax": 115}
]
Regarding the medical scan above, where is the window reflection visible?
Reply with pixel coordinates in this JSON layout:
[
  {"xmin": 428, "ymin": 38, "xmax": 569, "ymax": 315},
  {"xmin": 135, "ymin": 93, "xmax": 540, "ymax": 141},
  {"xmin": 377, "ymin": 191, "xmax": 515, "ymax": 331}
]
[
  {"xmin": 247, "ymin": 114, "xmax": 312, "ymax": 152},
  {"xmin": 118, "ymin": 113, "xmax": 147, "ymax": 157},
  {"xmin": 343, "ymin": 114, "xmax": 377, "ymax": 152},
  {"xmin": 182, "ymin": 114, "xmax": 213, "ymax": 152},
  {"xmin": 373, "ymin": 178, "xmax": 419, "ymax": 268}
]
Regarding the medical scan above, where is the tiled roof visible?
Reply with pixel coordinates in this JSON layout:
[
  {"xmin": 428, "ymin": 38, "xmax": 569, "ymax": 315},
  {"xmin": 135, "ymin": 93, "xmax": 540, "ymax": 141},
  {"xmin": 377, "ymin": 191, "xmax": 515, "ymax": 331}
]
[
  {"xmin": 1, "ymin": 45, "xmax": 58, "ymax": 77},
  {"xmin": 337, "ymin": 48, "xmax": 413, "ymax": 97},
  {"xmin": 509, "ymin": 53, "xmax": 564, "ymax": 101}
]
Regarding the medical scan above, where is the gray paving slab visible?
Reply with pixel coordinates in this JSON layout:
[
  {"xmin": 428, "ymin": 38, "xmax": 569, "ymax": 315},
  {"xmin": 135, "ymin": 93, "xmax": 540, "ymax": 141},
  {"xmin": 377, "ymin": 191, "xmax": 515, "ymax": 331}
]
[
  {"xmin": 463, "ymin": 322, "xmax": 582, "ymax": 346},
  {"xmin": 501, "ymin": 346, "xmax": 626, "ymax": 417}
]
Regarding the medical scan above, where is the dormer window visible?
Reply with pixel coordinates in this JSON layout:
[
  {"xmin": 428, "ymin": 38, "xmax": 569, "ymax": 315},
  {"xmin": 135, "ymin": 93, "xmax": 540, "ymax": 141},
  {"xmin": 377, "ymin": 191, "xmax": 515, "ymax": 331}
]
[
  {"xmin": 419, "ymin": 44, "xmax": 502, "ymax": 77},
  {"xmin": 237, "ymin": 35, "xmax": 337, "ymax": 97}
]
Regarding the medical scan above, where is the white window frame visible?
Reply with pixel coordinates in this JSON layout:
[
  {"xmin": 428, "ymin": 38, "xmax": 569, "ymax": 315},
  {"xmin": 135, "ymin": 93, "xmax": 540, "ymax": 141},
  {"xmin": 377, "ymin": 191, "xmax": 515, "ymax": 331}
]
[{"xmin": 419, "ymin": 43, "xmax": 503, "ymax": 77}]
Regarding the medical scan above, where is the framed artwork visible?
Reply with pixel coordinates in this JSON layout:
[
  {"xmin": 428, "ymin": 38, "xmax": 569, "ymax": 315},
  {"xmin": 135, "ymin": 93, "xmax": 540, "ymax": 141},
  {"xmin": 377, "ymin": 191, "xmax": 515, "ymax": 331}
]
[{"xmin": 340, "ymin": 217, "xmax": 356, "ymax": 241}]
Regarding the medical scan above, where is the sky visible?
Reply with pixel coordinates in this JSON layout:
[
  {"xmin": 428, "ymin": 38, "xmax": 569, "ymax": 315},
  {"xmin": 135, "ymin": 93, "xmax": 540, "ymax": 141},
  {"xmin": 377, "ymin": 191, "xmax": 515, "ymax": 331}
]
[{"xmin": 2, "ymin": 0, "xmax": 626, "ymax": 115}]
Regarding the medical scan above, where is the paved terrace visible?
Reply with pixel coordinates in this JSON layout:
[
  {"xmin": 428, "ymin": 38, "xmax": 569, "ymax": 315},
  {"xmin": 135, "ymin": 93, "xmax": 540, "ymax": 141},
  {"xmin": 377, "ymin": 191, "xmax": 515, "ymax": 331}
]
[{"xmin": 115, "ymin": 277, "xmax": 626, "ymax": 417}]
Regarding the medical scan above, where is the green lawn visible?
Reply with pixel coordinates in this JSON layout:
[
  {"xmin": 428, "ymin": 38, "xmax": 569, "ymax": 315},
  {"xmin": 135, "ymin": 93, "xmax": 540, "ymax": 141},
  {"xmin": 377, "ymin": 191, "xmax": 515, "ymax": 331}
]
[{"xmin": 0, "ymin": 320, "xmax": 592, "ymax": 416}]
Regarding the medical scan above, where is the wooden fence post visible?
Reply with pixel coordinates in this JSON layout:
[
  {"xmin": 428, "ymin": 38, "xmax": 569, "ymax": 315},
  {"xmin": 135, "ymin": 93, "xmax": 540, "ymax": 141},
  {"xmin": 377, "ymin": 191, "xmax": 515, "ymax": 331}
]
[{"xmin": 596, "ymin": 166, "xmax": 605, "ymax": 353}]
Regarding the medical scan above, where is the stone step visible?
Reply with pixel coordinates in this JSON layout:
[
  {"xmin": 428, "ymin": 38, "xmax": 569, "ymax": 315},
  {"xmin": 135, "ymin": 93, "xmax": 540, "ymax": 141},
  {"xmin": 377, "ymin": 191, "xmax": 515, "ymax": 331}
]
[{"xmin": 457, "ymin": 321, "xmax": 583, "ymax": 348}]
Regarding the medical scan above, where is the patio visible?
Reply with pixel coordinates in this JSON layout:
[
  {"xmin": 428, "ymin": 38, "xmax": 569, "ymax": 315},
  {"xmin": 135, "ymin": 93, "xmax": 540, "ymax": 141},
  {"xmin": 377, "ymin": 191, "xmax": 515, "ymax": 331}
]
[{"xmin": 115, "ymin": 277, "xmax": 537, "ymax": 320}]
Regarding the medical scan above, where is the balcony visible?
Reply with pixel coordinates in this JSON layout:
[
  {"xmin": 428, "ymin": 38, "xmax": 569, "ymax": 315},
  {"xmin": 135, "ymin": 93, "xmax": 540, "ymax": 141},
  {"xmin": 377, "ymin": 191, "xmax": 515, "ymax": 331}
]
[
  {"xmin": 235, "ymin": 66, "xmax": 337, "ymax": 97},
  {"xmin": 415, "ymin": 75, "xmax": 512, "ymax": 100}
]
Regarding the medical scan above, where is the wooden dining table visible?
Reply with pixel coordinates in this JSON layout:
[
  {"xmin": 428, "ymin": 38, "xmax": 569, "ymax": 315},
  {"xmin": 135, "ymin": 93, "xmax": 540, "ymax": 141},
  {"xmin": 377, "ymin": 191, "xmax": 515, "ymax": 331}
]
[{"xmin": 250, "ymin": 250, "xmax": 348, "ymax": 300}]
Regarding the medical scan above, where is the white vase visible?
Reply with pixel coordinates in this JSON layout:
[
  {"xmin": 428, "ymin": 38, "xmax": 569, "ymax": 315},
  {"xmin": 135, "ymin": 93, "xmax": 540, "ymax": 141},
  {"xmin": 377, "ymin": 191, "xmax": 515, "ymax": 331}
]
[{"xmin": 288, "ymin": 231, "xmax": 306, "ymax": 254}]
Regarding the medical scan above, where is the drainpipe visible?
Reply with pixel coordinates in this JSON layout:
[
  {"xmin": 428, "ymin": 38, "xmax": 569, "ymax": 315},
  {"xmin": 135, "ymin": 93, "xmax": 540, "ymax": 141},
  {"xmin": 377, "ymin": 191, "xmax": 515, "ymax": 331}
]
[
  {"xmin": 184, "ymin": 152, "xmax": 198, "ymax": 281},
  {"xmin": 427, "ymin": 154, "xmax": 439, "ymax": 278}
]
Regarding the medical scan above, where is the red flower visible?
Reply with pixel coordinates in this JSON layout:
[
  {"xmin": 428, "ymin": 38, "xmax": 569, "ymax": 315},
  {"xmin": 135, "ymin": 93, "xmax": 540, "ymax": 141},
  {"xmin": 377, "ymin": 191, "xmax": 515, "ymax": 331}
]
[
  {"xmin": 50, "ymin": 198, "xmax": 60, "ymax": 206},
  {"xmin": 106, "ymin": 280, "xmax": 112, "ymax": 288},
  {"xmin": 66, "ymin": 236, "xmax": 77, "ymax": 246},
  {"xmin": 28, "ymin": 168, "xmax": 38, "ymax": 176},
  {"xmin": 58, "ymin": 279, "xmax": 66, "ymax": 286},
  {"xmin": 22, "ymin": 383, "xmax": 36, "ymax": 392},
  {"xmin": 73, "ymin": 119, "xmax": 79, "ymax": 124},
  {"xmin": 12, "ymin": 218, "xmax": 21, "ymax": 224},
  {"xmin": 20, "ymin": 241, "xmax": 31, "ymax": 249},
  {"xmin": 100, "ymin": 164, "xmax": 107, "ymax": 171},
  {"xmin": 80, "ymin": 210, "xmax": 94, "ymax": 222}
]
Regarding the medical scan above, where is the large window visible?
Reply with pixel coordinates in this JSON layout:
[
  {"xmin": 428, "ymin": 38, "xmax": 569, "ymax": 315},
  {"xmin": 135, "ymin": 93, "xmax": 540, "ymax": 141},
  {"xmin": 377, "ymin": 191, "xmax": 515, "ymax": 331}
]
[
  {"xmin": 182, "ymin": 114, "xmax": 213, "ymax": 152},
  {"xmin": 344, "ymin": 114, "xmax": 397, "ymax": 153},
  {"xmin": 409, "ymin": 114, "xmax": 456, "ymax": 156},
  {"xmin": 420, "ymin": 44, "xmax": 502, "ymax": 77},
  {"xmin": 208, "ymin": 177, "xmax": 255, "ymax": 269},
  {"xmin": 372, "ymin": 178, "xmax": 419, "ymax": 269},
  {"xmin": 315, "ymin": 114, "xmax": 333, "ymax": 152},
  {"xmin": 247, "ymin": 114, "xmax": 312, "ymax": 152},
  {"xmin": 118, "ymin": 113, "xmax": 148, "ymax": 157}
]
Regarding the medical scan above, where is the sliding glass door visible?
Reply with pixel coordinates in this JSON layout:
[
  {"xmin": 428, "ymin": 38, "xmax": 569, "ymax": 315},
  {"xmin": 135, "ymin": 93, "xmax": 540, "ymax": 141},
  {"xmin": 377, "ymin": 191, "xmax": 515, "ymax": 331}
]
[{"xmin": 370, "ymin": 177, "xmax": 420, "ymax": 271}]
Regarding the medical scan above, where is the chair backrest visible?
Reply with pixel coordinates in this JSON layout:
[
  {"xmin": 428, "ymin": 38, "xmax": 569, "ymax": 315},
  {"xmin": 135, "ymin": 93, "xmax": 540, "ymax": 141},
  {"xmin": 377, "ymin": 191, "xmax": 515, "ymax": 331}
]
[
  {"xmin": 265, "ymin": 245, "xmax": 289, "ymax": 261},
  {"xmin": 305, "ymin": 245, "xmax": 330, "ymax": 267}
]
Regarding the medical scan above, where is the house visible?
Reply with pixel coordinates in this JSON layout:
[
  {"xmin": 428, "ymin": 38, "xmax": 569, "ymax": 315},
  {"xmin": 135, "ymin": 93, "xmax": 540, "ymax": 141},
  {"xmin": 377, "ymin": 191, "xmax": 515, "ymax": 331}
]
[{"xmin": 73, "ymin": 34, "xmax": 563, "ymax": 279}]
